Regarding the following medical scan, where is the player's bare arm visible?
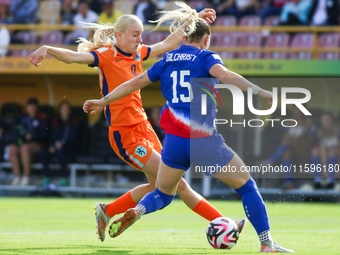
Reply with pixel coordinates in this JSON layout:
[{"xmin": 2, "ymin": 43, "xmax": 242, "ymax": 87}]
[
  {"xmin": 29, "ymin": 46, "xmax": 95, "ymax": 67},
  {"xmin": 209, "ymin": 63, "xmax": 273, "ymax": 103},
  {"xmin": 148, "ymin": 8, "xmax": 216, "ymax": 58},
  {"xmin": 83, "ymin": 72, "xmax": 151, "ymax": 114}
]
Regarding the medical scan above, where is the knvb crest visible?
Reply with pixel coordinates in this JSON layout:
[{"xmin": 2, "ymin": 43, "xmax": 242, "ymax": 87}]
[
  {"xmin": 134, "ymin": 52, "xmax": 141, "ymax": 61},
  {"xmin": 135, "ymin": 145, "xmax": 147, "ymax": 157}
]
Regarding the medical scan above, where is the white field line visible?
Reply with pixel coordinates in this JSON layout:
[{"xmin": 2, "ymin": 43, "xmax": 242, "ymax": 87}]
[{"xmin": 1, "ymin": 229, "xmax": 340, "ymax": 235}]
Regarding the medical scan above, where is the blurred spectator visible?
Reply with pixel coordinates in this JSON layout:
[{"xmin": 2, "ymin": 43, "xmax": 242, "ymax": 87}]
[
  {"xmin": 48, "ymin": 101, "xmax": 78, "ymax": 186},
  {"xmin": 0, "ymin": 0, "xmax": 11, "ymax": 57},
  {"xmin": 258, "ymin": 0, "xmax": 289, "ymax": 22},
  {"xmin": 279, "ymin": 0, "xmax": 312, "ymax": 25},
  {"xmin": 133, "ymin": 0, "xmax": 157, "ymax": 24},
  {"xmin": 0, "ymin": 103, "xmax": 22, "ymax": 148},
  {"xmin": 65, "ymin": 1, "xmax": 98, "ymax": 44},
  {"xmin": 0, "ymin": 0, "xmax": 13, "ymax": 24},
  {"xmin": 84, "ymin": 0, "xmax": 102, "ymax": 15},
  {"xmin": 98, "ymin": 0, "xmax": 122, "ymax": 24},
  {"xmin": 60, "ymin": 0, "xmax": 77, "ymax": 25},
  {"xmin": 0, "ymin": 26, "xmax": 10, "ymax": 57},
  {"xmin": 312, "ymin": 112, "xmax": 338, "ymax": 189},
  {"xmin": 307, "ymin": 0, "xmax": 339, "ymax": 26},
  {"xmin": 211, "ymin": 0, "xmax": 258, "ymax": 19},
  {"xmin": 10, "ymin": 0, "xmax": 38, "ymax": 24},
  {"xmin": 207, "ymin": 0, "xmax": 227, "ymax": 13},
  {"xmin": 149, "ymin": 106, "xmax": 165, "ymax": 143},
  {"xmin": 8, "ymin": 98, "xmax": 47, "ymax": 186},
  {"xmin": 265, "ymin": 107, "xmax": 315, "ymax": 189}
]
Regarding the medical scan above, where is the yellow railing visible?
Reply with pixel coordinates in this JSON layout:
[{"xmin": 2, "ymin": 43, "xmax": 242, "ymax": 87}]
[{"xmin": 2, "ymin": 24, "xmax": 340, "ymax": 59}]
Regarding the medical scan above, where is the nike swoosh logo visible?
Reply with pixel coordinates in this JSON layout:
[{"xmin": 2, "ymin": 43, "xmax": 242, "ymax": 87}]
[{"xmin": 115, "ymin": 59, "xmax": 122, "ymax": 62}]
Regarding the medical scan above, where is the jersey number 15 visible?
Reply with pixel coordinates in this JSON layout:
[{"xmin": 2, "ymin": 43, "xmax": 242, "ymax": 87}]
[{"xmin": 170, "ymin": 70, "xmax": 193, "ymax": 103}]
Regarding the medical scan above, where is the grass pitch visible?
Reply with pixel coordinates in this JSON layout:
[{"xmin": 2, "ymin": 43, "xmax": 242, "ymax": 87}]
[{"xmin": 1, "ymin": 197, "xmax": 339, "ymax": 254}]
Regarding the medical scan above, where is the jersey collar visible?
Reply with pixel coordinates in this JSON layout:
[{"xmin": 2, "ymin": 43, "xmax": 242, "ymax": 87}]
[
  {"xmin": 115, "ymin": 45, "xmax": 133, "ymax": 57},
  {"xmin": 179, "ymin": 45, "xmax": 201, "ymax": 51}
]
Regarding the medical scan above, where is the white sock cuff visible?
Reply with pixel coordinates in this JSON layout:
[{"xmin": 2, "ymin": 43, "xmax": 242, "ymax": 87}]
[{"xmin": 135, "ymin": 204, "xmax": 146, "ymax": 216}]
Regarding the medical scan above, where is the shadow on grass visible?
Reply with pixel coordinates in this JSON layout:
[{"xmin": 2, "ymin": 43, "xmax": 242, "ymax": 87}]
[{"xmin": 0, "ymin": 245, "xmax": 258, "ymax": 254}]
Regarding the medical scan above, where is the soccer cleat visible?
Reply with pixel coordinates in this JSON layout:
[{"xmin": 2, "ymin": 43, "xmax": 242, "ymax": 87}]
[
  {"xmin": 235, "ymin": 219, "xmax": 248, "ymax": 234},
  {"xmin": 94, "ymin": 203, "xmax": 111, "ymax": 242},
  {"xmin": 261, "ymin": 242, "xmax": 295, "ymax": 253},
  {"xmin": 108, "ymin": 208, "xmax": 140, "ymax": 238}
]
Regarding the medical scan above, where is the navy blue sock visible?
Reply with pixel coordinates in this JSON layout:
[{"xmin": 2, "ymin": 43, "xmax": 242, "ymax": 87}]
[
  {"xmin": 311, "ymin": 156, "xmax": 321, "ymax": 183},
  {"xmin": 137, "ymin": 188, "xmax": 175, "ymax": 215},
  {"xmin": 270, "ymin": 144, "xmax": 288, "ymax": 164},
  {"xmin": 282, "ymin": 159, "xmax": 293, "ymax": 182},
  {"xmin": 235, "ymin": 178, "xmax": 270, "ymax": 234},
  {"xmin": 328, "ymin": 156, "xmax": 337, "ymax": 182}
]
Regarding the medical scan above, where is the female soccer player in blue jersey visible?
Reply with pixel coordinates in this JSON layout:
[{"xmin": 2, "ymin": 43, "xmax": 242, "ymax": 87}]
[
  {"xmin": 30, "ymin": 3, "xmax": 236, "ymax": 243},
  {"xmin": 83, "ymin": 5, "xmax": 294, "ymax": 253}
]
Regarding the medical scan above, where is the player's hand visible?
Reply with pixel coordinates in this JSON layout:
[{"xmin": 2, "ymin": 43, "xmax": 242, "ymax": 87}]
[
  {"xmin": 29, "ymin": 46, "xmax": 48, "ymax": 67},
  {"xmin": 198, "ymin": 8, "xmax": 216, "ymax": 24},
  {"xmin": 258, "ymin": 89, "xmax": 273, "ymax": 104},
  {"xmin": 83, "ymin": 99, "xmax": 104, "ymax": 115}
]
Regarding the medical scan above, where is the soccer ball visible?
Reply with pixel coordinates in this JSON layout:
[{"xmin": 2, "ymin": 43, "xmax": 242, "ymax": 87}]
[{"xmin": 206, "ymin": 217, "xmax": 239, "ymax": 249}]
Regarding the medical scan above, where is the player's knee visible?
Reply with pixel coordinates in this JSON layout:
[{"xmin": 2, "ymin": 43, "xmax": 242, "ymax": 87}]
[
  {"xmin": 146, "ymin": 183, "xmax": 156, "ymax": 192},
  {"xmin": 176, "ymin": 178, "xmax": 190, "ymax": 194}
]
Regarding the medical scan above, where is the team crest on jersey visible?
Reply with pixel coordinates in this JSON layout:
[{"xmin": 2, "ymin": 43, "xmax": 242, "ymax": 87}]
[
  {"xmin": 134, "ymin": 52, "xmax": 141, "ymax": 61},
  {"xmin": 135, "ymin": 145, "xmax": 147, "ymax": 157}
]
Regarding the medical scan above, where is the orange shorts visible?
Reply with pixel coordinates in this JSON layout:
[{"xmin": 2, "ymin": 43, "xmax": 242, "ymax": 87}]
[{"xmin": 108, "ymin": 120, "xmax": 162, "ymax": 170}]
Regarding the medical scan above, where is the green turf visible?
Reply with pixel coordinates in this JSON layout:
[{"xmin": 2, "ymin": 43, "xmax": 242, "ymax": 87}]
[{"xmin": 1, "ymin": 198, "xmax": 339, "ymax": 254}]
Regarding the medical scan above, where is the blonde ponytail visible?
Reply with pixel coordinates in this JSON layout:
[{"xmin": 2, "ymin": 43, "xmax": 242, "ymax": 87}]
[
  {"xmin": 77, "ymin": 14, "xmax": 142, "ymax": 56},
  {"xmin": 77, "ymin": 22, "xmax": 117, "ymax": 55},
  {"xmin": 151, "ymin": 2, "xmax": 200, "ymax": 37}
]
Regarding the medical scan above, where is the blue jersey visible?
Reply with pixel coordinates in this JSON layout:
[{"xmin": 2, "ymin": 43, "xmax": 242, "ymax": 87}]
[{"xmin": 147, "ymin": 45, "xmax": 224, "ymax": 138}]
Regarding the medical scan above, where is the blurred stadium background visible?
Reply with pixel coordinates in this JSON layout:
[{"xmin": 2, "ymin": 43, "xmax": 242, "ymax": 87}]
[{"xmin": 0, "ymin": 0, "xmax": 339, "ymax": 202}]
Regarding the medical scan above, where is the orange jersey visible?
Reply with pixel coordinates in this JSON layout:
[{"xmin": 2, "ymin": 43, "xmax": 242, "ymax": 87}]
[{"xmin": 89, "ymin": 44, "xmax": 151, "ymax": 127}]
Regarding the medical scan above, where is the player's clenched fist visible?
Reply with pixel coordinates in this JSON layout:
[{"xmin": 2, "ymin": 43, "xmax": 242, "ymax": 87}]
[{"xmin": 83, "ymin": 99, "xmax": 105, "ymax": 115}]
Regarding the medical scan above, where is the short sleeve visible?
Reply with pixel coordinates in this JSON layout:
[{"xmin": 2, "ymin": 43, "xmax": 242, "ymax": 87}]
[
  {"xmin": 140, "ymin": 44, "xmax": 151, "ymax": 61},
  {"xmin": 203, "ymin": 52, "xmax": 225, "ymax": 73},
  {"xmin": 88, "ymin": 46, "xmax": 113, "ymax": 68},
  {"xmin": 147, "ymin": 58, "xmax": 164, "ymax": 83}
]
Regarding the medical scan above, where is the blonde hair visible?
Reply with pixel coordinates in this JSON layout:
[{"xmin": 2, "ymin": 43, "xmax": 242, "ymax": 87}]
[
  {"xmin": 151, "ymin": 1, "xmax": 208, "ymax": 40},
  {"xmin": 77, "ymin": 14, "xmax": 142, "ymax": 55}
]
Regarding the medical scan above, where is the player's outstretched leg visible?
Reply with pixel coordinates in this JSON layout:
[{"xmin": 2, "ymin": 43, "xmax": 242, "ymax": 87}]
[
  {"xmin": 94, "ymin": 203, "xmax": 112, "ymax": 241},
  {"xmin": 215, "ymin": 154, "xmax": 295, "ymax": 253},
  {"xmin": 108, "ymin": 208, "xmax": 141, "ymax": 238}
]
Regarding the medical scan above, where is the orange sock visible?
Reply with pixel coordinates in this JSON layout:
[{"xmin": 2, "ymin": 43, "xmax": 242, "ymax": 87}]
[
  {"xmin": 192, "ymin": 198, "xmax": 223, "ymax": 221},
  {"xmin": 105, "ymin": 190, "xmax": 137, "ymax": 217}
]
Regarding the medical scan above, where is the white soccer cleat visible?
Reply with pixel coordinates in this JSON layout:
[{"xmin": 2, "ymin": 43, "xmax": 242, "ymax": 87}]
[
  {"xmin": 261, "ymin": 241, "xmax": 295, "ymax": 253},
  {"xmin": 94, "ymin": 203, "xmax": 111, "ymax": 242}
]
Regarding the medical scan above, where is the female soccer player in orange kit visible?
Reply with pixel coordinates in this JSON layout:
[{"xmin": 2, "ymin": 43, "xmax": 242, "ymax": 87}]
[{"xmin": 29, "ymin": 3, "xmax": 241, "ymax": 242}]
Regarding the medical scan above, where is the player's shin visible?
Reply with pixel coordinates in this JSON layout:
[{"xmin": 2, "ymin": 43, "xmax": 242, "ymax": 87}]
[
  {"xmin": 234, "ymin": 178, "xmax": 272, "ymax": 244},
  {"xmin": 136, "ymin": 188, "xmax": 175, "ymax": 217}
]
